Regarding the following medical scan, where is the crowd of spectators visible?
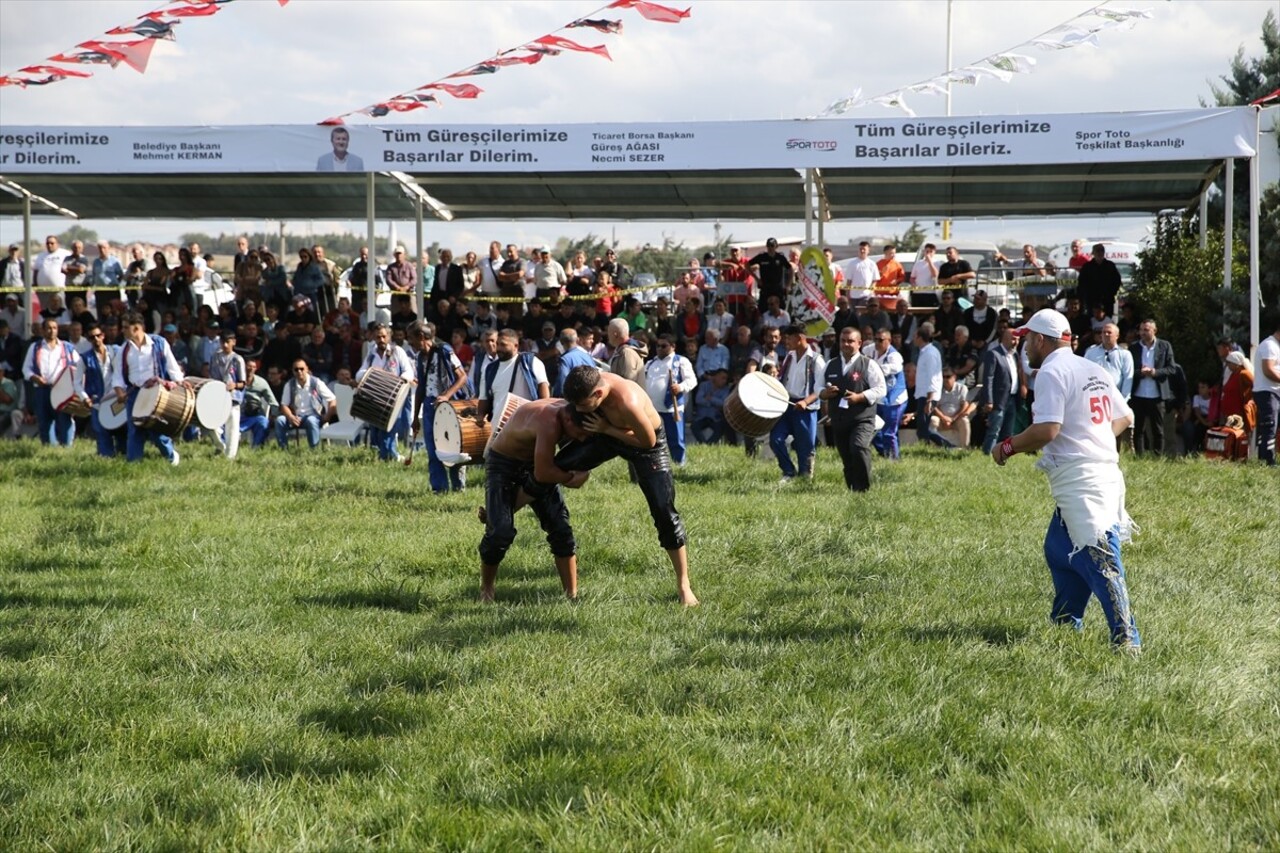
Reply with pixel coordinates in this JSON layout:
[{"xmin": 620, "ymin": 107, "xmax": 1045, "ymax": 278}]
[{"xmin": 2, "ymin": 234, "xmax": 1274, "ymax": 467}]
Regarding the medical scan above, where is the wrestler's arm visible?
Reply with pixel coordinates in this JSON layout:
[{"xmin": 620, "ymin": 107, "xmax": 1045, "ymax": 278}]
[{"xmin": 533, "ymin": 417, "xmax": 586, "ymax": 487}]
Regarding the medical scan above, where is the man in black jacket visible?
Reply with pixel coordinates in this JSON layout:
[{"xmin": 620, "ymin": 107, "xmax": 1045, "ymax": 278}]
[
  {"xmin": 1077, "ymin": 244, "xmax": 1123, "ymax": 317},
  {"xmin": 433, "ymin": 248, "xmax": 466, "ymax": 303}
]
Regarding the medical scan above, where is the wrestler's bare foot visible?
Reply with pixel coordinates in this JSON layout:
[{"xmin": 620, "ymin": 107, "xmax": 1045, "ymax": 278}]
[
  {"xmin": 477, "ymin": 506, "xmax": 487, "ymax": 524},
  {"xmin": 678, "ymin": 586, "xmax": 699, "ymax": 607},
  {"xmin": 480, "ymin": 587, "xmax": 495, "ymax": 603}
]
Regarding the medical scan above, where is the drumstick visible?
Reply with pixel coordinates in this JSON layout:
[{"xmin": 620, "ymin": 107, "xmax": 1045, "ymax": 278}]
[{"xmin": 404, "ymin": 424, "xmax": 419, "ymax": 467}]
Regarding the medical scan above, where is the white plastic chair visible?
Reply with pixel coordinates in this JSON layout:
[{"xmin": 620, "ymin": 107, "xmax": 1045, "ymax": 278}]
[{"xmin": 320, "ymin": 384, "xmax": 365, "ymax": 446}]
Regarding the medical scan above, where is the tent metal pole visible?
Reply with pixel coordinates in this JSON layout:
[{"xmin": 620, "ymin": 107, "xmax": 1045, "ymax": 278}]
[
  {"xmin": 416, "ymin": 195, "xmax": 425, "ymax": 314},
  {"xmin": 1198, "ymin": 188, "xmax": 1208, "ymax": 249},
  {"xmin": 367, "ymin": 172, "xmax": 376, "ymax": 325},
  {"xmin": 23, "ymin": 194, "xmax": 33, "ymax": 335},
  {"xmin": 1223, "ymin": 158, "xmax": 1233, "ymax": 299},
  {"xmin": 804, "ymin": 169, "xmax": 814, "ymax": 247},
  {"xmin": 1249, "ymin": 111, "xmax": 1261, "ymax": 349}
]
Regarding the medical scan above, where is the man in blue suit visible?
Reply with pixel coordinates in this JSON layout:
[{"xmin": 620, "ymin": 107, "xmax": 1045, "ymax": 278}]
[{"xmin": 981, "ymin": 326, "xmax": 1019, "ymax": 454}]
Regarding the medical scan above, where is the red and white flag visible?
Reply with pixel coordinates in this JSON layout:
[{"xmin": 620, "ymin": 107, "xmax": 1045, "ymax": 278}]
[
  {"xmin": 18, "ymin": 65, "xmax": 93, "ymax": 78},
  {"xmin": 144, "ymin": 4, "xmax": 220, "ymax": 19},
  {"xmin": 609, "ymin": 0, "xmax": 690, "ymax": 24},
  {"xmin": 421, "ymin": 82, "xmax": 483, "ymax": 99},
  {"xmin": 79, "ymin": 39, "xmax": 158, "ymax": 73},
  {"xmin": 532, "ymin": 35, "xmax": 611, "ymax": 60}
]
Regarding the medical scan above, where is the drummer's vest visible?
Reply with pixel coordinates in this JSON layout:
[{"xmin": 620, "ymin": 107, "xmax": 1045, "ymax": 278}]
[
  {"xmin": 31, "ymin": 340, "xmax": 74, "ymax": 384},
  {"xmin": 780, "ymin": 351, "xmax": 819, "ymax": 410},
  {"xmin": 825, "ymin": 353, "xmax": 876, "ymax": 422},
  {"xmin": 83, "ymin": 347, "xmax": 109, "ymax": 399},
  {"xmin": 122, "ymin": 335, "xmax": 170, "ymax": 387},
  {"xmin": 878, "ymin": 345, "xmax": 905, "ymax": 404},
  {"xmin": 484, "ymin": 353, "xmax": 538, "ymax": 405},
  {"xmin": 419, "ymin": 343, "xmax": 473, "ymax": 401}
]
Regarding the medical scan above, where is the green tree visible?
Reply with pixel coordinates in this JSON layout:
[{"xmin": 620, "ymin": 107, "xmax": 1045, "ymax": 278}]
[
  {"xmin": 1199, "ymin": 8, "xmax": 1280, "ymax": 333},
  {"xmin": 891, "ymin": 221, "xmax": 928, "ymax": 250},
  {"xmin": 1205, "ymin": 9, "xmax": 1279, "ymax": 108},
  {"xmin": 1131, "ymin": 211, "xmax": 1249, "ymax": 387},
  {"xmin": 57, "ymin": 224, "xmax": 99, "ymax": 246}
]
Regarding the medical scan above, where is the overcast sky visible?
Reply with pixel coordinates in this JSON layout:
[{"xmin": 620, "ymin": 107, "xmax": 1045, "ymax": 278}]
[{"xmin": 0, "ymin": 0, "xmax": 1272, "ymax": 254}]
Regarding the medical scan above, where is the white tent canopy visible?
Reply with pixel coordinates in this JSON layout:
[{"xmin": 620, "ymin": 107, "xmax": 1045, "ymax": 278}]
[{"xmin": 0, "ymin": 107, "xmax": 1263, "ymax": 342}]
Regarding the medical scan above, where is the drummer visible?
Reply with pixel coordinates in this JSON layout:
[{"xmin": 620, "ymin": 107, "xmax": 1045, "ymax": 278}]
[
  {"xmin": 111, "ymin": 311, "xmax": 187, "ymax": 465},
  {"xmin": 409, "ymin": 321, "xmax": 470, "ymax": 493},
  {"xmin": 22, "ymin": 317, "xmax": 86, "ymax": 447},
  {"xmin": 356, "ymin": 322, "xmax": 415, "ymax": 462},
  {"xmin": 82, "ymin": 322, "xmax": 127, "ymax": 458}
]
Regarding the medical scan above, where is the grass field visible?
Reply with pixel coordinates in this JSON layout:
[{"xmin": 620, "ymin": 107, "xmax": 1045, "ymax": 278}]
[{"xmin": 1, "ymin": 438, "xmax": 1278, "ymax": 850}]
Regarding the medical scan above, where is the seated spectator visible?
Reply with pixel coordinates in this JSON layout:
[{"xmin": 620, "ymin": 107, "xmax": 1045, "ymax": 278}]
[
  {"xmin": 389, "ymin": 295, "xmax": 418, "ymax": 332},
  {"xmin": 162, "ymin": 323, "xmax": 191, "ymax": 374},
  {"xmin": 262, "ymin": 322, "xmax": 302, "ymax": 375},
  {"xmin": 302, "ymin": 327, "xmax": 334, "ymax": 382},
  {"xmin": 945, "ymin": 325, "xmax": 979, "ymax": 384},
  {"xmin": 930, "ymin": 367, "xmax": 974, "ymax": 448},
  {"xmin": 1211, "ymin": 351, "xmax": 1254, "ymax": 434},
  {"xmin": 522, "ymin": 300, "xmax": 550, "ymax": 342},
  {"xmin": 0, "ymin": 360, "xmax": 21, "ymax": 439},
  {"xmin": 284, "ymin": 295, "xmax": 319, "ymax": 341},
  {"xmin": 962, "ymin": 289, "xmax": 996, "ymax": 347},
  {"xmin": 692, "ymin": 368, "xmax": 732, "ymax": 444},
  {"xmin": 706, "ymin": 297, "xmax": 735, "ymax": 340},
  {"xmin": 933, "ymin": 291, "xmax": 963, "ymax": 342},
  {"xmin": 727, "ymin": 325, "xmax": 758, "ymax": 381},
  {"xmin": 323, "ymin": 296, "xmax": 360, "ymax": 334},
  {"xmin": 553, "ymin": 299, "xmax": 581, "ymax": 334},
  {"xmin": 651, "ymin": 298, "xmax": 677, "ymax": 339},
  {"xmin": 758, "ymin": 294, "xmax": 790, "ymax": 331},
  {"xmin": 861, "ymin": 299, "xmax": 891, "ymax": 335},
  {"xmin": 676, "ymin": 297, "xmax": 705, "ymax": 351},
  {"xmin": 275, "ymin": 359, "xmax": 337, "ymax": 449},
  {"xmin": 1182, "ymin": 379, "xmax": 1213, "ymax": 455},
  {"xmin": 694, "ymin": 328, "xmax": 729, "ymax": 379},
  {"xmin": 450, "ymin": 328, "xmax": 473, "ymax": 368}
]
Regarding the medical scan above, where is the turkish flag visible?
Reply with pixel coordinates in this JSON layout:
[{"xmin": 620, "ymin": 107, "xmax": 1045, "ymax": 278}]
[{"xmin": 80, "ymin": 39, "xmax": 157, "ymax": 73}]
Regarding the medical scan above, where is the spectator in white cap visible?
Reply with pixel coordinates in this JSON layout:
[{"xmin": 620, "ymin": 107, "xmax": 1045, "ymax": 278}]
[
  {"xmin": 533, "ymin": 246, "xmax": 567, "ymax": 305},
  {"xmin": 992, "ymin": 308, "xmax": 1141, "ymax": 654}
]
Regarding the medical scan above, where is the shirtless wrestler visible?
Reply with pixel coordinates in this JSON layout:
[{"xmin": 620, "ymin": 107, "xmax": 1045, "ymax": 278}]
[{"xmin": 480, "ymin": 397, "xmax": 589, "ymax": 602}]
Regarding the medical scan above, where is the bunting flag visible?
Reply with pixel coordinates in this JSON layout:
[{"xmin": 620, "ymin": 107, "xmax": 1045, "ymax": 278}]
[
  {"xmin": 421, "ymin": 82, "xmax": 483, "ymax": 99},
  {"xmin": 143, "ymin": 4, "xmax": 222, "ymax": 19},
  {"xmin": 323, "ymin": 0, "xmax": 690, "ymax": 124},
  {"xmin": 3, "ymin": 0, "xmax": 283, "ymax": 90},
  {"xmin": 106, "ymin": 19, "xmax": 179, "ymax": 39},
  {"xmin": 608, "ymin": 0, "xmax": 690, "ymax": 24},
  {"xmin": 532, "ymin": 34, "xmax": 612, "ymax": 60},
  {"xmin": 568, "ymin": 18, "xmax": 624, "ymax": 34},
  {"xmin": 816, "ymin": 3, "xmax": 1153, "ymax": 118},
  {"xmin": 18, "ymin": 65, "xmax": 94, "ymax": 79}
]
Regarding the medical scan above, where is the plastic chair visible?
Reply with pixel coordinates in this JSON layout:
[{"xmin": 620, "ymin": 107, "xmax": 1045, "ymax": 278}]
[{"xmin": 320, "ymin": 383, "xmax": 364, "ymax": 446}]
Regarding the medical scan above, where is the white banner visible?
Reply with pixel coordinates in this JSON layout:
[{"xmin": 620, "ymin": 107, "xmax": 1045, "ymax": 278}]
[{"xmin": 0, "ymin": 109, "xmax": 1256, "ymax": 175}]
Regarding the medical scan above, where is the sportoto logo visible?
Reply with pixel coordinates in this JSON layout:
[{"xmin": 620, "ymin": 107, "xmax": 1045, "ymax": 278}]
[{"xmin": 786, "ymin": 138, "xmax": 838, "ymax": 151}]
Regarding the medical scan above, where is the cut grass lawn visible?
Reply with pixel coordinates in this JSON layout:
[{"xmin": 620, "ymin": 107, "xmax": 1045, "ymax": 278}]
[{"xmin": 1, "ymin": 439, "xmax": 1277, "ymax": 849}]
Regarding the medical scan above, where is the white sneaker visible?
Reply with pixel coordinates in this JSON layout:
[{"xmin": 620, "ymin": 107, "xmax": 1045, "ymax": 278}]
[
  {"xmin": 778, "ymin": 476, "xmax": 794, "ymax": 486},
  {"xmin": 170, "ymin": 449, "xmax": 181, "ymax": 467}
]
